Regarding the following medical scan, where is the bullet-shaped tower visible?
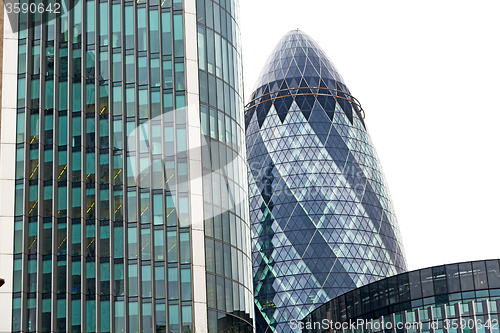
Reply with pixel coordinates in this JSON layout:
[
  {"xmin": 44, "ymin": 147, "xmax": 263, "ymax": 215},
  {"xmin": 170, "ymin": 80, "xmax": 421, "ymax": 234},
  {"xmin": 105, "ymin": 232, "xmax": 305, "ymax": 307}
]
[{"xmin": 246, "ymin": 30, "xmax": 407, "ymax": 332}]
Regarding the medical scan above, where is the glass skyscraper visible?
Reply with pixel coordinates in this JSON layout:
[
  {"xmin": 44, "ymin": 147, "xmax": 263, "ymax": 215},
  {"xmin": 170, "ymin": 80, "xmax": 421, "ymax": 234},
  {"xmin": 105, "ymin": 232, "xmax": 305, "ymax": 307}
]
[
  {"xmin": 0, "ymin": 0, "xmax": 253, "ymax": 332},
  {"xmin": 246, "ymin": 30, "xmax": 407, "ymax": 332}
]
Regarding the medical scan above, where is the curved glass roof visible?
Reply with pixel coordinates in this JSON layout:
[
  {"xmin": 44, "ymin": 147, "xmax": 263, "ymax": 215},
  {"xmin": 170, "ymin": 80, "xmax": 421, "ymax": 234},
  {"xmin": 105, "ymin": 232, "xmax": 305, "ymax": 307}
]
[
  {"xmin": 250, "ymin": 30, "xmax": 349, "ymax": 102},
  {"xmin": 304, "ymin": 258, "xmax": 500, "ymax": 331}
]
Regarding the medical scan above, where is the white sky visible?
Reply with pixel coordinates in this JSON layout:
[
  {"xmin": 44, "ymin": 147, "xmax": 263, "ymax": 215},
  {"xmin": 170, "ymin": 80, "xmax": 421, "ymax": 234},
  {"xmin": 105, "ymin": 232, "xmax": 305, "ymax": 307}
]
[{"xmin": 240, "ymin": 0, "xmax": 500, "ymax": 271}]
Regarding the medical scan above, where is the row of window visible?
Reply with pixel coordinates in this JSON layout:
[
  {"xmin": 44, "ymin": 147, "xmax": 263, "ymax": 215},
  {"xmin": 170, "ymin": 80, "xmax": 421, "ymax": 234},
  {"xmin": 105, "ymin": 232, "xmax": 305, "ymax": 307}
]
[
  {"xmin": 17, "ymin": 58, "xmax": 186, "ymax": 113},
  {"xmin": 16, "ymin": 109, "xmax": 245, "ymax": 178},
  {"xmin": 12, "ymin": 215, "xmax": 192, "ymax": 255},
  {"xmin": 13, "ymin": 257, "xmax": 191, "ymax": 298},
  {"xmin": 13, "ymin": 296, "xmax": 192, "ymax": 333},
  {"xmin": 18, "ymin": 0, "xmax": 183, "ymax": 51}
]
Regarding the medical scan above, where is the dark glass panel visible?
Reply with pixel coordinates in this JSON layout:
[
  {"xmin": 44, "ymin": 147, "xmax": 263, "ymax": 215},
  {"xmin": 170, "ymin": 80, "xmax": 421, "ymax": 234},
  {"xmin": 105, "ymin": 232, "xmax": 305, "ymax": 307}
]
[
  {"xmin": 486, "ymin": 260, "xmax": 500, "ymax": 288},
  {"xmin": 409, "ymin": 270, "xmax": 422, "ymax": 299},
  {"xmin": 473, "ymin": 261, "xmax": 488, "ymax": 290},
  {"xmin": 432, "ymin": 266, "xmax": 447, "ymax": 295},
  {"xmin": 387, "ymin": 275, "xmax": 399, "ymax": 305},
  {"xmin": 459, "ymin": 262, "xmax": 474, "ymax": 291},
  {"xmin": 420, "ymin": 268, "xmax": 434, "ymax": 297},
  {"xmin": 446, "ymin": 264, "xmax": 460, "ymax": 293}
]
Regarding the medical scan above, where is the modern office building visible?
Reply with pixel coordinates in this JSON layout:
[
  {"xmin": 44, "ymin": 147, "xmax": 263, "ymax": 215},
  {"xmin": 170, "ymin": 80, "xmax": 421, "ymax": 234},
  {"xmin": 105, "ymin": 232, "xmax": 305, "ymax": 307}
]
[
  {"xmin": 246, "ymin": 30, "xmax": 407, "ymax": 332},
  {"xmin": 303, "ymin": 259, "xmax": 500, "ymax": 333},
  {"xmin": 0, "ymin": 0, "xmax": 253, "ymax": 332}
]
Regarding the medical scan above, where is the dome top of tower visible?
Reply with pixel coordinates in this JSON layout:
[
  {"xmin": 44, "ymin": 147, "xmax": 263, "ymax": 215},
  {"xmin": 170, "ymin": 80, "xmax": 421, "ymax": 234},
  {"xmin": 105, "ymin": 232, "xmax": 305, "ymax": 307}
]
[{"xmin": 250, "ymin": 30, "xmax": 349, "ymax": 102}]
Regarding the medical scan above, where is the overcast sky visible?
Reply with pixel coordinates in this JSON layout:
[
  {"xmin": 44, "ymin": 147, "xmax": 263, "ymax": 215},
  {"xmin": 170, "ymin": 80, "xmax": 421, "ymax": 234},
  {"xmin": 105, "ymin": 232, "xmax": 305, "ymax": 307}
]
[{"xmin": 240, "ymin": 0, "xmax": 500, "ymax": 271}]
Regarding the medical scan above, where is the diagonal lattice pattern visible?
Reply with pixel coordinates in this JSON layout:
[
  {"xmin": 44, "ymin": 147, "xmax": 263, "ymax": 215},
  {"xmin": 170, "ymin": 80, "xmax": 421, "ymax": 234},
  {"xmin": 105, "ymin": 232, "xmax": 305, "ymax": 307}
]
[{"xmin": 246, "ymin": 30, "xmax": 407, "ymax": 333}]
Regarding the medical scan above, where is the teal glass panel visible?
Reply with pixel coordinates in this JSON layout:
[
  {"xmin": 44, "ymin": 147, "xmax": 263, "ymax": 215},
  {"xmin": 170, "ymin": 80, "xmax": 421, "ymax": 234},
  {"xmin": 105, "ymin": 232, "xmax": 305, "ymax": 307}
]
[
  {"xmin": 141, "ymin": 227, "xmax": 151, "ymax": 260},
  {"xmin": 71, "ymin": 222, "xmax": 82, "ymax": 255},
  {"xmin": 112, "ymin": 53, "xmax": 122, "ymax": 82},
  {"xmin": 167, "ymin": 231, "xmax": 177, "ymax": 263},
  {"xmin": 153, "ymin": 193, "xmax": 163, "ymax": 225},
  {"xmin": 128, "ymin": 263, "xmax": 138, "ymax": 296},
  {"xmin": 114, "ymin": 225, "xmax": 124, "ymax": 258},
  {"xmin": 87, "ymin": 1, "xmax": 95, "ymax": 44},
  {"xmin": 113, "ymin": 155, "xmax": 123, "ymax": 187},
  {"xmin": 150, "ymin": 10, "xmax": 160, "ymax": 53},
  {"xmin": 180, "ymin": 232, "xmax": 190, "ymax": 264},
  {"xmin": 152, "ymin": 90, "xmax": 161, "ymax": 118},
  {"xmin": 127, "ymin": 189, "xmax": 137, "ymax": 221},
  {"xmin": 112, "ymin": 4, "xmax": 121, "ymax": 47},
  {"xmin": 181, "ymin": 268, "xmax": 192, "ymax": 301},
  {"xmin": 182, "ymin": 305, "xmax": 192, "ymax": 332},
  {"xmin": 71, "ymin": 300, "xmax": 81, "ymax": 328},
  {"xmin": 161, "ymin": 12, "xmax": 172, "ymax": 55},
  {"xmin": 112, "ymin": 86, "xmax": 122, "ymax": 116},
  {"xmin": 58, "ymin": 81, "xmax": 68, "ymax": 111},
  {"xmin": 115, "ymin": 301, "xmax": 125, "ymax": 332},
  {"xmin": 126, "ymin": 87, "xmax": 135, "ymax": 116},
  {"xmin": 155, "ymin": 303, "xmax": 167, "ymax": 332},
  {"xmin": 124, "ymin": 6, "xmax": 134, "ymax": 48},
  {"xmin": 99, "ymin": 2, "xmax": 108, "ymax": 45},
  {"xmin": 114, "ymin": 263, "xmax": 124, "ymax": 296},
  {"xmin": 129, "ymin": 302, "xmax": 139, "ymax": 333},
  {"xmin": 142, "ymin": 264, "xmax": 152, "ymax": 297},
  {"xmin": 125, "ymin": 55, "xmax": 135, "ymax": 84},
  {"xmin": 173, "ymin": 14, "xmax": 184, "ymax": 57},
  {"xmin": 151, "ymin": 58, "xmax": 161, "ymax": 88},
  {"xmin": 137, "ymin": 7, "xmax": 147, "ymax": 51},
  {"xmin": 128, "ymin": 224, "xmax": 138, "ymax": 259},
  {"xmin": 155, "ymin": 266, "xmax": 166, "ymax": 298},
  {"xmin": 100, "ymin": 300, "xmax": 110, "ymax": 332},
  {"xmin": 175, "ymin": 62, "xmax": 185, "ymax": 91},
  {"xmin": 99, "ymin": 51, "xmax": 108, "ymax": 81},
  {"xmin": 138, "ymin": 56, "xmax": 147, "ymax": 86},
  {"xmin": 169, "ymin": 305, "xmax": 179, "ymax": 332},
  {"xmin": 168, "ymin": 268, "xmax": 178, "ymax": 300},
  {"xmin": 73, "ymin": 81, "xmax": 82, "ymax": 111},
  {"xmin": 143, "ymin": 303, "xmax": 153, "ymax": 332},
  {"xmin": 163, "ymin": 60, "xmax": 173, "ymax": 89},
  {"xmin": 86, "ymin": 300, "xmax": 96, "ymax": 332},
  {"xmin": 138, "ymin": 88, "xmax": 148, "ymax": 118},
  {"xmin": 166, "ymin": 193, "xmax": 177, "ymax": 226}
]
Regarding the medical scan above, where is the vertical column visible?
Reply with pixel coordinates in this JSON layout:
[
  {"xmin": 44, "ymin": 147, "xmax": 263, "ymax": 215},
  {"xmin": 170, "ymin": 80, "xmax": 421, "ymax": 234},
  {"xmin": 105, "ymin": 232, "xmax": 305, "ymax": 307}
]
[
  {"xmin": 183, "ymin": 0, "xmax": 207, "ymax": 331},
  {"xmin": 0, "ymin": 7, "xmax": 18, "ymax": 332}
]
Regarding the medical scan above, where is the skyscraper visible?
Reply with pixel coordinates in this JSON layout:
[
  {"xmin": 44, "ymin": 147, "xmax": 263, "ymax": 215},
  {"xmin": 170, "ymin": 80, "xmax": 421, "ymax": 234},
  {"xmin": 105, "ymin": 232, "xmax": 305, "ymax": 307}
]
[
  {"xmin": 246, "ymin": 30, "xmax": 407, "ymax": 332},
  {"xmin": 0, "ymin": 0, "xmax": 253, "ymax": 332}
]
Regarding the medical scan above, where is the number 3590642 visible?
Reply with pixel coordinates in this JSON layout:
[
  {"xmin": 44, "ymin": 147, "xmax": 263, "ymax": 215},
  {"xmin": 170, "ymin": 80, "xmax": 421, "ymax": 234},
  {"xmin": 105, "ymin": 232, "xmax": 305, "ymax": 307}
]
[{"xmin": 5, "ymin": 2, "xmax": 61, "ymax": 14}]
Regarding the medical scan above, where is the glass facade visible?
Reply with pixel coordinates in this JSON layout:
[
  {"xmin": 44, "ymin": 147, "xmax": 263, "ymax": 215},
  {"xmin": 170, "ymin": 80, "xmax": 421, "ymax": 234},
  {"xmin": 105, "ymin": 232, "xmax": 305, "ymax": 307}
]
[
  {"xmin": 246, "ymin": 30, "xmax": 407, "ymax": 333},
  {"xmin": 196, "ymin": 0, "xmax": 254, "ymax": 331},
  {"xmin": 303, "ymin": 259, "xmax": 500, "ymax": 333},
  {"xmin": 6, "ymin": 0, "xmax": 252, "ymax": 332}
]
